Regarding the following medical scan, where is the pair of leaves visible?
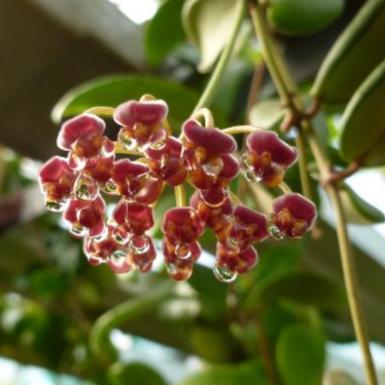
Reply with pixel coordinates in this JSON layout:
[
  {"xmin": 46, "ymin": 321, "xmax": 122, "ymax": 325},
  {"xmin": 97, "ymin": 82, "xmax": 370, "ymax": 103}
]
[
  {"xmin": 276, "ymin": 325, "xmax": 326, "ymax": 385},
  {"xmin": 267, "ymin": 0, "xmax": 344, "ymax": 37},
  {"xmin": 244, "ymin": 270, "xmax": 345, "ymax": 312},
  {"xmin": 182, "ymin": 0, "xmax": 244, "ymax": 73},
  {"xmin": 313, "ymin": 0, "xmax": 385, "ymax": 166}
]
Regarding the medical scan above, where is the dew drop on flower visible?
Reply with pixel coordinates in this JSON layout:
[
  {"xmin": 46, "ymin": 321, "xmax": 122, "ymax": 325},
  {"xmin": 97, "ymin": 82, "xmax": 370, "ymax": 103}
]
[
  {"xmin": 175, "ymin": 243, "xmax": 192, "ymax": 260},
  {"xmin": 74, "ymin": 174, "xmax": 99, "ymax": 200},
  {"xmin": 111, "ymin": 226, "xmax": 129, "ymax": 245},
  {"xmin": 45, "ymin": 199, "xmax": 66, "ymax": 212},
  {"xmin": 102, "ymin": 180, "xmax": 117, "ymax": 194},
  {"xmin": 202, "ymin": 158, "xmax": 223, "ymax": 177},
  {"xmin": 213, "ymin": 264, "xmax": 238, "ymax": 283},
  {"xmin": 109, "ymin": 250, "xmax": 127, "ymax": 266},
  {"xmin": 70, "ymin": 223, "xmax": 86, "ymax": 237},
  {"xmin": 118, "ymin": 130, "xmax": 137, "ymax": 150},
  {"xmin": 267, "ymin": 222, "xmax": 284, "ymax": 240},
  {"xmin": 128, "ymin": 235, "xmax": 150, "ymax": 254}
]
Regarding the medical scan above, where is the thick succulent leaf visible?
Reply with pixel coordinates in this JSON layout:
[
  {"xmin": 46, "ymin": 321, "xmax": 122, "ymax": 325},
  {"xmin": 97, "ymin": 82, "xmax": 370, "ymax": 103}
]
[
  {"xmin": 248, "ymin": 99, "xmax": 284, "ymax": 129},
  {"xmin": 52, "ymin": 75, "xmax": 200, "ymax": 131},
  {"xmin": 276, "ymin": 325, "xmax": 326, "ymax": 385},
  {"xmin": 177, "ymin": 361, "xmax": 266, "ymax": 385},
  {"xmin": 267, "ymin": 0, "xmax": 344, "ymax": 37},
  {"xmin": 145, "ymin": 0, "xmax": 185, "ymax": 66},
  {"xmin": 323, "ymin": 369, "xmax": 360, "ymax": 385},
  {"xmin": 182, "ymin": 0, "xmax": 244, "ymax": 73},
  {"xmin": 340, "ymin": 59, "xmax": 385, "ymax": 166},
  {"xmin": 244, "ymin": 271, "xmax": 345, "ymax": 311},
  {"xmin": 341, "ymin": 183, "xmax": 385, "ymax": 224},
  {"xmin": 108, "ymin": 362, "xmax": 168, "ymax": 385},
  {"xmin": 312, "ymin": 0, "xmax": 385, "ymax": 104}
]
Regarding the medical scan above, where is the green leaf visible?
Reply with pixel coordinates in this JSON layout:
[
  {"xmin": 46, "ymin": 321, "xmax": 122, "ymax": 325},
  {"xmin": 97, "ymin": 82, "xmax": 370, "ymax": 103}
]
[
  {"xmin": 52, "ymin": 75, "xmax": 200, "ymax": 131},
  {"xmin": 245, "ymin": 271, "xmax": 345, "ymax": 311},
  {"xmin": 145, "ymin": 0, "xmax": 185, "ymax": 66},
  {"xmin": 182, "ymin": 0, "xmax": 244, "ymax": 73},
  {"xmin": 340, "ymin": 183, "xmax": 385, "ymax": 224},
  {"xmin": 323, "ymin": 369, "xmax": 360, "ymax": 385},
  {"xmin": 108, "ymin": 362, "xmax": 168, "ymax": 385},
  {"xmin": 276, "ymin": 325, "xmax": 326, "ymax": 385},
  {"xmin": 312, "ymin": 0, "xmax": 385, "ymax": 104},
  {"xmin": 177, "ymin": 361, "xmax": 266, "ymax": 385},
  {"xmin": 340, "ymin": 59, "xmax": 385, "ymax": 166},
  {"xmin": 188, "ymin": 264, "xmax": 227, "ymax": 321},
  {"xmin": 248, "ymin": 99, "xmax": 284, "ymax": 129},
  {"xmin": 267, "ymin": 0, "xmax": 344, "ymax": 36}
]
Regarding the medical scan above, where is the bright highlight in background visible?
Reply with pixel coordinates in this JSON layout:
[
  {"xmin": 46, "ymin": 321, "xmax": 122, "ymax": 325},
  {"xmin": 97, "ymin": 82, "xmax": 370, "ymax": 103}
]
[{"xmin": 107, "ymin": 0, "xmax": 158, "ymax": 24}]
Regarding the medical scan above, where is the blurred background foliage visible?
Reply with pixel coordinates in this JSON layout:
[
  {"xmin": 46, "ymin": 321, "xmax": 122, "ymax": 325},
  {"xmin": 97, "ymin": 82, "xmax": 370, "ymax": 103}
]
[{"xmin": 1, "ymin": 0, "xmax": 385, "ymax": 384}]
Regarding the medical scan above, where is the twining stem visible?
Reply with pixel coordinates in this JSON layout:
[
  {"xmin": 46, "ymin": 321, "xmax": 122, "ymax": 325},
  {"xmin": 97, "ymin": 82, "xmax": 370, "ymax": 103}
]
[
  {"xmin": 174, "ymin": 184, "xmax": 187, "ymax": 207},
  {"xmin": 250, "ymin": 4, "xmax": 378, "ymax": 385},
  {"xmin": 89, "ymin": 283, "xmax": 174, "ymax": 365},
  {"xmin": 191, "ymin": 108, "xmax": 215, "ymax": 128},
  {"xmin": 222, "ymin": 125, "xmax": 262, "ymax": 135},
  {"xmin": 193, "ymin": 0, "xmax": 246, "ymax": 113},
  {"xmin": 85, "ymin": 106, "xmax": 115, "ymax": 117}
]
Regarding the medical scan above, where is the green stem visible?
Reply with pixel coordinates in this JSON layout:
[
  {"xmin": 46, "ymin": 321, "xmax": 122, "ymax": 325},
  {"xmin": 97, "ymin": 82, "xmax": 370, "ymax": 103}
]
[
  {"xmin": 250, "ymin": 4, "xmax": 378, "ymax": 385},
  {"xmin": 193, "ymin": 0, "xmax": 246, "ymax": 113},
  {"xmin": 174, "ymin": 184, "xmax": 187, "ymax": 207},
  {"xmin": 89, "ymin": 283, "xmax": 174, "ymax": 365}
]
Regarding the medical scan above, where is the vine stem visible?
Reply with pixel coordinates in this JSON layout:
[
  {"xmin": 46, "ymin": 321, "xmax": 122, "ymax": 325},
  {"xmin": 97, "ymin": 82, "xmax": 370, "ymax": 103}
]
[
  {"xmin": 89, "ymin": 283, "xmax": 174, "ymax": 365},
  {"xmin": 193, "ymin": 0, "xmax": 246, "ymax": 113},
  {"xmin": 250, "ymin": 4, "xmax": 378, "ymax": 385}
]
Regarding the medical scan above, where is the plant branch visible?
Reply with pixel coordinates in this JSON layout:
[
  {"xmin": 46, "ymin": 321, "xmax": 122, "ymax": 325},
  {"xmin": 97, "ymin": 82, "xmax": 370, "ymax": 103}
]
[
  {"xmin": 250, "ymin": 4, "xmax": 378, "ymax": 385},
  {"xmin": 89, "ymin": 283, "xmax": 174, "ymax": 365},
  {"xmin": 174, "ymin": 184, "xmax": 187, "ymax": 207},
  {"xmin": 193, "ymin": 0, "xmax": 246, "ymax": 113}
]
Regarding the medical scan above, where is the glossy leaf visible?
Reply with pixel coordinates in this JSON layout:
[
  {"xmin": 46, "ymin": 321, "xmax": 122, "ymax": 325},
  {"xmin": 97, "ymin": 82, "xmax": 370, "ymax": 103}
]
[
  {"xmin": 267, "ymin": 0, "xmax": 344, "ymax": 36},
  {"xmin": 276, "ymin": 325, "xmax": 326, "ymax": 385},
  {"xmin": 108, "ymin": 362, "xmax": 167, "ymax": 385},
  {"xmin": 244, "ymin": 271, "xmax": 345, "ymax": 311},
  {"xmin": 323, "ymin": 369, "xmax": 360, "ymax": 385},
  {"xmin": 145, "ymin": 0, "xmax": 185, "ymax": 66},
  {"xmin": 248, "ymin": 99, "xmax": 284, "ymax": 129},
  {"xmin": 340, "ymin": 59, "xmax": 385, "ymax": 166},
  {"xmin": 177, "ymin": 361, "xmax": 266, "ymax": 385},
  {"xmin": 182, "ymin": 0, "xmax": 244, "ymax": 73},
  {"xmin": 312, "ymin": 0, "xmax": 385, "ymax": 103},
  {"xmin": 341, "ymin": 183, "xmax": 385, "ymax": 224},
  {"xmin": 52, "ymin": 75, "xmax": 199, "ymax": 131}
]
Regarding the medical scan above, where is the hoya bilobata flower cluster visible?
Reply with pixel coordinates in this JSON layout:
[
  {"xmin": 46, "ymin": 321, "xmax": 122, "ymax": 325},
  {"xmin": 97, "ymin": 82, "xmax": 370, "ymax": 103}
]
[{"xmin": 39, "ymin": 95, "xmax": 316, "ymax": 282}]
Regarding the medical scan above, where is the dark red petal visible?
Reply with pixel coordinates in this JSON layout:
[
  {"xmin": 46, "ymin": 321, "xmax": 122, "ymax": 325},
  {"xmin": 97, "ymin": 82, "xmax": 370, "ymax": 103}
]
[
  {"xmin": 219, "ymin": 155, "xmax": 239, "ymax": 179},
  {"xmin": 246, "ymin": 131, "xmax": 297, "ymax": 166},
  {"xmin": 114, "ymin": 100, "xmax": 168, "ymax": 126},
  {"xmin": 112, "ymin": 159, "xmax": 149, "ymax": 182},
  {"xmin": 112, "ymin": 201, "xmax": 154, "ymax": 234},
  {"xmin": 85, "ymin": 156, "xmax": 114, "ymax": 184},
  {"xmin": 273, "ymin": 193, "xmax": 317, "ymax": 226},
  {"xmin": 39, "ymin": 156, "xmax": 73, "ymax": 183},
  {"xmin": 162, "ymin": 207, "xmax": 204, "ymax": 243},
  {"xmin": 234, "ymin": 205, "xmax": 268, "ymax": 240},
  {"xmin": 145, "ymin": 137, "xmax": 182, "ymax": 160},
  {"xmin": 57, "ymin": 114, "xmax": 105, "ymax": 151},
  {"xmin": 183, "ymin": 120, "xmax": 237, "ymax": 154}
]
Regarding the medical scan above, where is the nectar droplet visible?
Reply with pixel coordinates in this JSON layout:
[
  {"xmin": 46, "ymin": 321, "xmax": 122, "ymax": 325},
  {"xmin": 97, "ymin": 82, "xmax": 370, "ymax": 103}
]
[
  {"xmin": 213, "ymin": 264, "xmax": 238, "ymax": 283},
  {"xmin": 45, "ymin": 199, "xmax": 66, "ymax": 212},
  {"xmin": 267, "ymin": 222, "xmax": 285, "ymax": 240},
  {"xmin": 128, "ymin": 235, "xmax": 150, "ymax": 254},
  {"xmin": 74, "ymin": 174, "xmax": 99, "ymax": 200},
  {"xmin": 175, "ymin": 243, "xmax": 192, "ymax": 260},
  {"xmin": 118, "ymin": 130, "xmax": 137, "ymax": 150},
  {"xmin": 70, "ymin": 223, "xmax": 85, "ymax": 237}
]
